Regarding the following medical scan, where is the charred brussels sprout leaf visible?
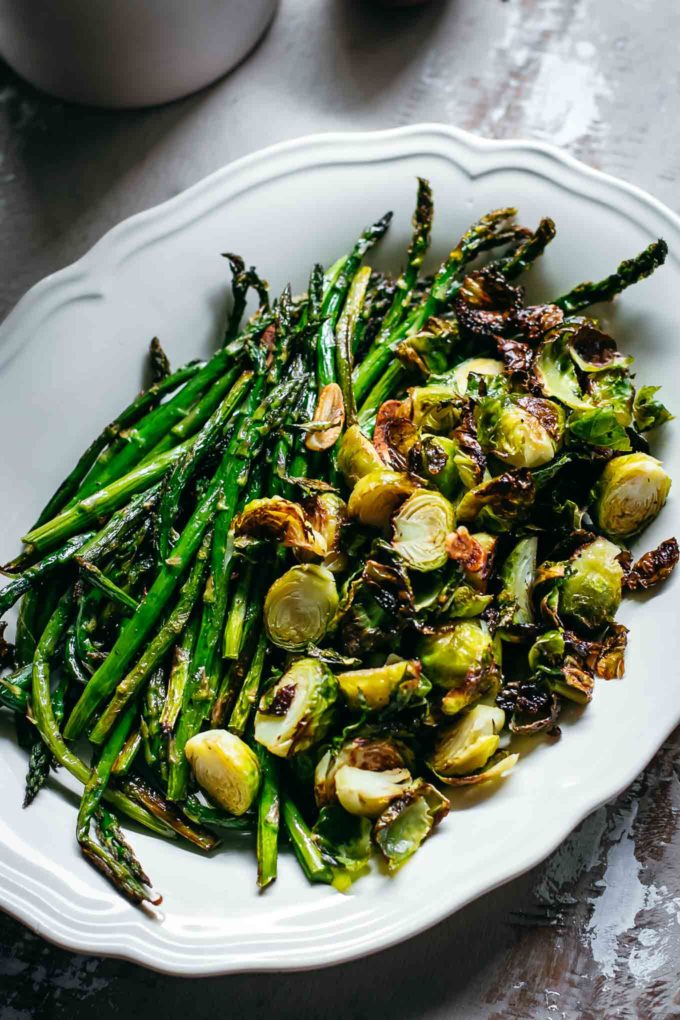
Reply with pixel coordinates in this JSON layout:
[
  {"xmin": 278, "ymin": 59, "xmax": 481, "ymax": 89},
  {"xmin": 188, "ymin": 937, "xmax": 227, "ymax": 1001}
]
[
  {"xmin": 535, "ymin": 329, "xmax": 591, "ymax": 411},
  {"xmin": 418, "ymin": 621, "xmax": 497, "ymax": 689},
  {"xmin": 391, "ymin": 490, "xmax": 455, "ymax": 572},
  {"xmin": 373, "ymin": 781, "xmax": 449, "ymax": 872},
  {"xmin": 373, "ymin": 400, "xmax": 419, "ymax": 470},
  {"xmin": 450, "ymin": 357, "xmax": 504, "ymax": 397},
  {"xmin": 567, "ymin": 408, "xmax": 632, "ymax": 452},
  {"xmin": 633, "ymin": 386, "xmax": 674, "ymax": 432},
  {"xmin": 254, "ymin": 658, "xmax": 338, "ymax": 758},
  {"xmin": 593, "ymin": 453, "xmax": 671, "ymax": 539},
  {"xmin": 621, "ymin": 537, "xmax": 679, "ymax": 591},
  {"xmin": 559, "ymin": 537, "xmax": 624, "ymax": 631},
  {"xmin": 440, "ymin": 664, "xmax": 501, "ymax": 715},
  {"xmin": 264, "ymin": 564, "xmax": 338, "ymax": 651},
  {"xmin": 567, "ymin": 320, "xmax": 632, "ymax": 374},
  {"xmin": 312, "ymin": 804, "xmax": 372, "ymax": 874},
  {"xmin": 498, "ymin": 537, "xmax": 538, "ymax": 629},
  {"xmin": 185, "ymin": 730, "xmax": 261, "ymax": 816}
]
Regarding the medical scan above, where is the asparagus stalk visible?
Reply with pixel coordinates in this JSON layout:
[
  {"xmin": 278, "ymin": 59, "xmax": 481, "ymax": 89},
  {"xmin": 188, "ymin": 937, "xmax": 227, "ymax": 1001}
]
[
  {"xmin": 30, "ymin": 592, "xmax": 174, "ymax": 837},
  {"xmin": 159, "ymin": 611, "xmax": 200, "ymax": 734},
  {"xmin": 354, "ymin": 207, "xmax": 522, "ymax": 403},
  {"xmin": 76, "ymin": 701, "xmax": 158, "ymax": 906},
  {"xmin": 23, "ymin": 673, "xmax": 67, "ymax": 807},
  {"xmin": 0, "ymin": 533, "xmax": 95, "ymax": 613},
  {"xmin": 256, "ymin": 744, "xmax": 279, "ymax": 889},
  {"xmin": 282, "ymin": 793, "xmax": 333, "ymax": 885},
  {"xmin": 555, "ymin": 239, "xmax": 668, "ymax": 313},
  {"xmin": 156, "ymin": 369, "xmax": 253, "ymax": 562},
  {"xmin": 88, "ymin": 531, "xmax": 211, "ymax": 743},
  {"xmin": 77, "ymin": 560, "xmax": 140, "ymax": 613},
  {"xmin": 228, "ymin": 630, "xmax": 268, "ymax": 736},
  {"xmin": 30, "ymin": 356, "xmax": 202, "ymax": 530},
  {"xmin": 23, "ymin": 438, "xmax": 195, "ymax": 554},
  {"xmin": 497, "ymin": 217, "xmax": 556, "ymax": 280},
  {"xmin": 69, "ymin": 370, "xmax": 301, "ymax": 742}
]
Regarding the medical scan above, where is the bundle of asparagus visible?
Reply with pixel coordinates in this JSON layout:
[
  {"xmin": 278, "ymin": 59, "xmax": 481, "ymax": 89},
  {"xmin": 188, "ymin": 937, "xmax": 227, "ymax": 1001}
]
[{"xmin": 0, "ymin": 180, "xmax": 672, "ymax": 905}]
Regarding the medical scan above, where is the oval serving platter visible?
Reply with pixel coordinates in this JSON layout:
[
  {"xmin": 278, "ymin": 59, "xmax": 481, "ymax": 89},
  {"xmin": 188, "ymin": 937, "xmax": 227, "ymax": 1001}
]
[{"xmin": 0, "ymin": 124, "xmax": 678, "ymax": 975}]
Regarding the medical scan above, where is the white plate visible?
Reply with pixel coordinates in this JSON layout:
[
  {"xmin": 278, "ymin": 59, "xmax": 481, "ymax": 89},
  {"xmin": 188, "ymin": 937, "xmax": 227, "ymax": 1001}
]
[{"xmin": 0, "ymin": 125, "xmax": 679, "ymax": 976}]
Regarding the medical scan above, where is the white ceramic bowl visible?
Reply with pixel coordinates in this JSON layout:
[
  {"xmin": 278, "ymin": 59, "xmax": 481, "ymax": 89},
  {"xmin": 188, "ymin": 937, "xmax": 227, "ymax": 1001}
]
[
  {"xmin": 0, "ymin": 125, "xmax": 679, "ymax": 974},
  {"xmin": 0, "ymin": 0, "xmax": 278, "ymax": 108}
]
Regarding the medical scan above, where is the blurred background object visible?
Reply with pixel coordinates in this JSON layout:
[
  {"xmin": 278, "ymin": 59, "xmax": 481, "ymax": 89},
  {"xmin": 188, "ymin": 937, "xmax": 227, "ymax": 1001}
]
[{"xmin": 0, "ymin": 0, "xmax": 279, "ymax": 108}]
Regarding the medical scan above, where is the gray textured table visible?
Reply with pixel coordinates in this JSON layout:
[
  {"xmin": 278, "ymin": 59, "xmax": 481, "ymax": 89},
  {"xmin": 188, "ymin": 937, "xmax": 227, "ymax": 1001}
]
[{"xmin": 2, "ymin": 1, "xmax": 680, "ymax": 1017}]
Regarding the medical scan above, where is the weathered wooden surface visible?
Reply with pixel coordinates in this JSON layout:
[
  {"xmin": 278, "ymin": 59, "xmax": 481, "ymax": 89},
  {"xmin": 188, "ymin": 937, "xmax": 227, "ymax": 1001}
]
[{"xmin": 1, "ymin": 0, "xmax": 680, "ymax": 1016}]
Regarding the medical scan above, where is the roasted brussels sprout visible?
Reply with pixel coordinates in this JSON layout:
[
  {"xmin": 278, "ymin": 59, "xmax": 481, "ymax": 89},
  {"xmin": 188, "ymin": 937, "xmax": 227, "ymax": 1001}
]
[
  {"xmin": 560, "ymin": 536, "xmax": 624, "ymax": 631},
  {"xmin": 235, "ymin": 496, "xmax": 326, "ymax": 556},
  {"xmin": 567, "ymin": 321, "xmax": 632, "ymax": 374},
  {"xmin": 413, "ymin": 435, "xmax": 462, "ymax": 499},
  {"xmin": 337, "ymin": 659, "xmax": 425, "ymax": 710},
  {"xmin": 254, "ymin": 658, "xmax": 339, "ymax": 758},
  {"xmin": 409, "ymin": 383, "xmax": 464, "ymax": 433},
  {"xmin": 440, "ymin": 664, "xmax": 501, "ymax": 715},
  {"xmin": 185, "ymin": 729, "xmax": 260, "ymax": 815},
  {"xmin": 373, "ymin": 399, "xmax": 418, "ymax": 470},
  {"xmin": 418, "ymin": 620, "xmax": 498, "ymax": 689},
  {"xmin": 391, "ymin": 489, "xmax": 455, "ymax": 572},
  {"xmin": 456, "ymin": 469, "xmax": 535, "ymax": 533},
  {"xmin": 373, "ymin": 780, "xmax": 449, "ymax": 872},
  {"xmin": 337, "ymin": 424, "xmax": 383, "ymax": 486},
  {"xmin": 429, "ymin": 704, "xmax": 506, "ymax": 776},
  {"xmin": 334, "ymin": 765, "xmax": 413, "ymax": 817},
  {"xmin": 314, "ymin": 735, "xmax": 410, "ymax": 806},
  {"xmin": 264, "ymin": 564, "xmax": 338, "ymax": 650},
  {"xmin": 476, "ymin": 394, "xmax": 564, "ymax": 469},
  {"xmin": 347, "ymin": 469, "xmax": 419, "ymax": 529},
  {"xmin": 305, "ymin": 493, "xmax": 348, "ymax": 572},
  {"xmin": 450, "ymin": 357, "xmax": 504, "ymax": 397},
  {"xmin": 593, "ymin": 453, "xmax": 671, "ymax": 539},
  {"xmin": 567, "ymin": 407, "xmax": 632, "ymax": 451}
]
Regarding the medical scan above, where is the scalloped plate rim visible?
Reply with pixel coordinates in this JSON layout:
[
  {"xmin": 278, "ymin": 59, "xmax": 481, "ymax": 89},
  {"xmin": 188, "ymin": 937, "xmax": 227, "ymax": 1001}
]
[{"xmin": 1, "ymin": 123, "xmax": 679, "ymax": 975}]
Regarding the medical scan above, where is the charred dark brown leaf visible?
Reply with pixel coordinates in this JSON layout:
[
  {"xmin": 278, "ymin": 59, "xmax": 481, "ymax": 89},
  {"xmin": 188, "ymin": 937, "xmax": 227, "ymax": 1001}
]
[
  {"xmin": 594, "ymin": 624, "xmax": 628, "ymax": 680},
  {"xmin": 373, "ymin": 399, "xmax": 418, "ymax": 470},
  {"xmin": 621, "ymin": 537, "xmax": 679, "ymax": 591}
]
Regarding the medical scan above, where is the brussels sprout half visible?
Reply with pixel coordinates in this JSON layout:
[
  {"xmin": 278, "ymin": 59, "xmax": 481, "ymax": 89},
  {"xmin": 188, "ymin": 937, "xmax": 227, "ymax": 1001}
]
[
  {"xmin": 337, "ymin": 424, "xmax": 383, "ymax": 486},
  {"xmin": 264, "ymin": 564, "xmax": 338, "ymax": 651},
  {"xmin": 254, "ymin": 658, "xmax": 339, "ymax": 758},
  {"xmin": 476, "ymin": 394, "xmax": 563, "ymax": 469},
  {"xmin": 391, "ymin": 489, "xmax": 455, "ymax": 572},
  {"xmin": 409, "ymin": 383, "xmax": 464, "ymax": 433},
  {"xmin": 347, "ymin": 469, "xmax": 419, "ymax": 529},
  {"xmin": 429, "ymin": 704, "xmax": 506, "ymax": 777},
  {"xmin": 235, "ymin": 496, "xmax": 327, "ymax": 557},
  {"xmin": 559, "ymin": 536, "xmax": 624, "ymax": 631},
  {"xmin": 335, "ymin": 765, "xmax": 413, "ymax": 817},
  {"xmin": 593, "ymin": 453, "xmax": 671, "ymax": 539},
  {"xmin": 337, "ymin": 659, "xmax": 425, "ymax": 710},
  {"xmin": 185, "ymin": 729, "xmax": 261, "ymax": 816},
  {"xmin": 417, "ymin": 620, "xmax": 498, "ymax": 690},
  {"xmin": 314, "ymin": 735, "xmax": 410, "ymax": 807}
]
